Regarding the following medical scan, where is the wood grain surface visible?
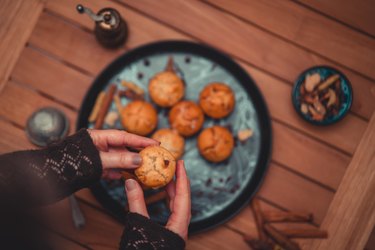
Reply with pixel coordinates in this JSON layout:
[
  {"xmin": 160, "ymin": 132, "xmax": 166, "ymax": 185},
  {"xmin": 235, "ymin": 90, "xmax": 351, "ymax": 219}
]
[
  {"xmin": 309, "ymin": 112, "xmax": 375, "ymax": 249},
  {"xmin": 205, "ymin": 0, "xmax": 375, "ymax": 80},
  {"xmin": 0, "ymin": 0, "xmax": 374, "ymax": 248},
  {"xmin": 0, "ymin": 0, "xmax": 45, "ymax": 92},
  {"xmin": 120, "ymin": 0, "xmax": 375, "ymax": 120},
  {"xmin": 297, "ymin": 0, "xmax": 375, "ymax": 37}
]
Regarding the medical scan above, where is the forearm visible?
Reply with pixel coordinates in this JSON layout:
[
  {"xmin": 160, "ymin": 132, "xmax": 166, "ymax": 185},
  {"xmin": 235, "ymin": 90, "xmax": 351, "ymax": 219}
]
[{"xmin": 0, "ymin": 129, "xmax": 102, "ymax": 206}]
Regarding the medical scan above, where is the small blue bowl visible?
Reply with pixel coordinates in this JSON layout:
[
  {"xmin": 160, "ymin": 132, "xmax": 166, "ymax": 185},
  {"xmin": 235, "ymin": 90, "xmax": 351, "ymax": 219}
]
[{"xmin": 292, "ymin": 66, "xmax": 353, "ymax": 126}]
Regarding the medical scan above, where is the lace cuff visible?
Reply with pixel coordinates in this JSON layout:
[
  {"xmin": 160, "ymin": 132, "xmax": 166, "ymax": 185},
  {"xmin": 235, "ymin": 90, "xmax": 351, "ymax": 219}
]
[{"xmin": 120, "ymin": 213, "xmax": 185, "ymax": 250}]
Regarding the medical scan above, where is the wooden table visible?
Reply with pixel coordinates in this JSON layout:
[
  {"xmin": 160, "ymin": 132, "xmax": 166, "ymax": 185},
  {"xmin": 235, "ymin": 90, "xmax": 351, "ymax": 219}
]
[{"xmin": 1, "ymin": 0, "xmax": 374, "ymax": 249}]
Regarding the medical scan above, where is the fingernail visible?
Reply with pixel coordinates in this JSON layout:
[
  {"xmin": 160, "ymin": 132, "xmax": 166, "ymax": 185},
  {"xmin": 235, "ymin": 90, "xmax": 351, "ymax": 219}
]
[
  {"xmin": 132, "ymin": 155, "xmax": 142, "ymax": 165},
  {"xmin": 125, "ymin": 179, "xmax": 137, "ymax": 191}
]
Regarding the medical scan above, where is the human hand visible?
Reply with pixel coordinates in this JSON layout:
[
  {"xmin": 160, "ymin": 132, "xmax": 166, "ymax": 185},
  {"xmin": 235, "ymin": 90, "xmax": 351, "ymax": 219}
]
[
  {"xmin": 124, "ymin": 160, "xmax": 191, "ymax": 241},
  {"xmin": 87, "ymin": 129, "xmax": 159, "ymax": 180}
]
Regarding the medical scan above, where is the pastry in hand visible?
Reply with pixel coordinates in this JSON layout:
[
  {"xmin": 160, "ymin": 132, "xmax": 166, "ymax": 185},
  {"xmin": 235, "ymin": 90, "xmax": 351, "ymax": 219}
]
[
  {"xmin": 121, "ymin": 100, "xmax": 158, "ymax": 136},
  {"xmin": 199, "ymin": 82, "xmax": 235, "ymax": 118},
  {"xmin": 197, "ymin": 126, "xmax": 234, "ymax": 163},
  {"xmin": 169, "ymin": 101, "xmax": 204, "ymax": 137},
  {"xmin": 135, "ymin": 146, "xmax": 176, "ymax": 188},
  {"xmin": 148, "ymin": 57, "xmax": 185, "ymax": 107},
  {"xmin": 152, "ymin": 128, "xmax": 185, "ymax": 159}
]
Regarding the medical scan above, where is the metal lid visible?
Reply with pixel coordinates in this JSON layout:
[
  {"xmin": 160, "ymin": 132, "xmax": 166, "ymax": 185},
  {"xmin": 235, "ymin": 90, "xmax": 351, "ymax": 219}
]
[
  {"xmin": 98, "ymin": 9, "xmax": 120, "ymax": 30},
  {"xmin": 26, "ymin": 107, "xmax": 70, "ymax": 147}
]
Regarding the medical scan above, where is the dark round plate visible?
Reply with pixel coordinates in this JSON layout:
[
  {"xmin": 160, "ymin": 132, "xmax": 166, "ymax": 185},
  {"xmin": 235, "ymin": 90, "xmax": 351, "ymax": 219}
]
[
  {"xmin": 292, "ymin": 66, "xmax": 353, "ymax": 126},
  {"xmin": 76, "ymin": 41, "xmax": 272, "ymax": 234}
]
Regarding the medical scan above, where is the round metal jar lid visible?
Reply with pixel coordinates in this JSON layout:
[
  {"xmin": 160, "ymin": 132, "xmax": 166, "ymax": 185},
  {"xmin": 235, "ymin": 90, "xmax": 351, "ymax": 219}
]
[{"xmin": 26, "ymin": 107, "xmax": 70, "ymax": 147}]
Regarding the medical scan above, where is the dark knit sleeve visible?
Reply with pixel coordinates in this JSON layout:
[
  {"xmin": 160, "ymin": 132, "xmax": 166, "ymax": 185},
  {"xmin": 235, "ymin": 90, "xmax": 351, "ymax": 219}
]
[
  {"xmin": 0, "ymin": 129, "xmax": 102, "ymax": 207},
  {"xmin": 120, "ymin": 213, "xmax": 186, "ymax": 250}
]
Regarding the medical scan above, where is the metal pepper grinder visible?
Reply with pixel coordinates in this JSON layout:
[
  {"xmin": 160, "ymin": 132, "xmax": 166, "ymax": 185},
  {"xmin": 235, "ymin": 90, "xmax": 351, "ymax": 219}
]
[{"xmin": 76, "ymin": 4, "xmax": 128, "ymax": 49}]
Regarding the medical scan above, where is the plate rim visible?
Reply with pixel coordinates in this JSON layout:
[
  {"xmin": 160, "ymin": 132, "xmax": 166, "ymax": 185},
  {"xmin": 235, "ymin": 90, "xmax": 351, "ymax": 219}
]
[{"xmin": 76, "ymin": 40, "xmax": 272, "ymax": 234}]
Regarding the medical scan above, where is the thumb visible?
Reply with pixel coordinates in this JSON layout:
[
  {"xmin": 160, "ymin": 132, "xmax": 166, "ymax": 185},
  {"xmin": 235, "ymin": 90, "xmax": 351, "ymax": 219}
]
[{"xmin": 125, "ymin": 179, "xmax": 149, "ymax": 218}]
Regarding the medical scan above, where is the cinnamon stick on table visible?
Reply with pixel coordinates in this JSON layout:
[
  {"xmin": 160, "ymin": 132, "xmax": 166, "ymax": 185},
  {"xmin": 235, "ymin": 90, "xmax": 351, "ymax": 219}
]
[
  {"xmin": 264, "ymin": 224, "xmax": 300, "ymax": 250},
  {"xmin": 263, "ymin": 211, "xmax": 313, "ymax": 223},
  {"xmin": 94, "ymin": 85, "xmax": 117, "ymax": 129},
  {"xmin": 243, "ymin": 235, "xmax": 273, "ymax": 250},
  {"xmin": 279, "ymin": 228, "xmax": 328, "ymax": 239},
  {"xmin": 251, "ymin": 198, "xmax": 267, "ymax": 241}
]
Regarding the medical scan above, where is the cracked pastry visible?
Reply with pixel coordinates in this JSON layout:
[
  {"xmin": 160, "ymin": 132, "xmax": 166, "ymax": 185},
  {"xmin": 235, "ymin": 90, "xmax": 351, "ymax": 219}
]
[
  {"xmin": 148, "ymin": 71, "xmax": 185, "ymax": 107},
  {"xmin": 135, "ymin": 146, "xmax": 176, "ymax": 188},
  {"xmin": 152, "ymin": 128, "xmax": 185, "ymax": 159},
  {"xmin": 121, "ymin": 100, "xmax": 158, "ymax": 136},
  {"xmin": 197, "ymin": 126, "xmax": 234, "ymax": 163},
  {"xmin": 169, "ymin": 101, "xmax": 204, "ymax": 137},
  {"xmin": 199, "ymin": 82, "xmax": 235, "ymax": 118}
]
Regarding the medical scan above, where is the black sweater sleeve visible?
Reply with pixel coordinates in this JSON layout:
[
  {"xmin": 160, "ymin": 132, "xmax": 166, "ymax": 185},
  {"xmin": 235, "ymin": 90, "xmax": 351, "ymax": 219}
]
[
  {"xmin": 0, "ymin": 129, "xmax": 186, "ymax": 249},
  {"xmin": 0, "ymin": 129, "xmax": 103, "ymax": 206}
]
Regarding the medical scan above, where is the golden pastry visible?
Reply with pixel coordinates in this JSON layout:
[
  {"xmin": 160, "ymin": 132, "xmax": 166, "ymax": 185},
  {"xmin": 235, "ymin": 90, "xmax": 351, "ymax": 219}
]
[
  {"xmin": 135, "ymin": 146, "xmax": 176, "ymax": 188},
  {"xmin": 199, "ymin": 82, "xmax": 235, "ymax": 118},
  {"xmin": 121, "ymin": 100, "xmax": 158, "ymax": 136},
  {"xmin": 169, "ymin": 101, "xmax": 204, "ymax": 137},
  {"xmin": 148, "ymin": 57, "xmax": 185, "ymax": 107},
  {"xmin": 197, "ymin": 126, "xmax": 234, "ymax": 163}
]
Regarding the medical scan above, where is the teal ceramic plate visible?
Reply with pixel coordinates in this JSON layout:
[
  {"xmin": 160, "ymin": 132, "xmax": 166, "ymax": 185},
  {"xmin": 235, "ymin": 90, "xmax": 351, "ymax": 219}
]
[{"xmin": 292, "ymin": 66, "xmax": 353, "ymax": 126}]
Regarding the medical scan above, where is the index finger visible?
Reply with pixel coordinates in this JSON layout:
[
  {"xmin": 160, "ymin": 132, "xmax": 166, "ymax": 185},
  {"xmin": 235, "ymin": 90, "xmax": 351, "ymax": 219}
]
[
  {"xmin": 98, "ymin": 129, "xmax": 159, "ymax": 148},
  {"xmin": 166, "ymin": 161, "xmax": 191, "ymax": 239}
]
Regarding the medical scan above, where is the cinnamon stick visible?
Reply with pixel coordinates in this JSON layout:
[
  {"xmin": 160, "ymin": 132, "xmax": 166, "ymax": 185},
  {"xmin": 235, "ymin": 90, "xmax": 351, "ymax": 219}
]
[
  {"xmin": 279, "ymin": 228, "xmax": 328, "ymax": 239},
  {"xmin": 243, "ymin": 235, "xmax": 273, "ymax": 250},
  {"xmin": 264, "ymin": 224, "xmax": 300, "ymax": 250},
  {"xmin": 114, "ymin": 94, "xmax": 123, "ymax": 114},
  {"xmin": 251, "ymin": 198, "xmax": 267, "ymax": 241},
  {"xmin": 145, "ymin": 191, "xmax": 168, "ymax": 205},
  {"xmin": 118, "ymin": 89, "xmax": 144, "ymax": 100},
  {"xmin": 94, "ymin": 85, "xmax": 117, "ymax": 129},
  {"xmin": 165, "ymin": 56, "xmax": 175, "ymax": 72},
  {"xmin": 121, "ymin": 80, "xmax": 144, "ymax": 95},
  {"xmin": 88, "ymin": 91, "xmax": 105, "ymax": 122},
  {"xmin": 263, "ymin": 211, "xmax": 313, "ymax": 223}
]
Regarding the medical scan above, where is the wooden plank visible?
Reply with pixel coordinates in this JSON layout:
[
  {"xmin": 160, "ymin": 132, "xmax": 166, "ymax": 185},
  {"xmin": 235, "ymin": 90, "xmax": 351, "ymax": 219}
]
[
  {"xmin": 187, "ymin": 228, "xmax": 250, "ymax": 250},
  {"xmin": 28, "ymin": 11, "xmax": 367, "ymax": 155},
  {"xmin": 29, "ymin": 12, "xmax": 123, "ymax": 76},
  {"xmin": 0, "ymin": 119, "xmax": 34, "ymax": 153},
  {"xmin": 259, "ymin": 163, "xmax": 334, "ymax": 224},
  {"xmin": 45, "ymin": 0, "xmax": 190, "ymax": 47},
  {"xmin": 272, "ymin": 121, "xmax": 349, "ymax": 190},
  {"xmin": 204, "ymin": 0, "xmax": 375, "ymax": 80},
  {"xmin": 0, "ymin": 0, "xmax": 45, "ymax": 92},
  {"xmin": 119, "ymin": 0, "xmax": 375, "ymax": 120},
  {"xmin": 309, "ymin": 112, "xmax": 375, "ymax": 249},
  {"xmin": 11, "ymin": 46, "xmax": 93, "ymax": 109},
  {"xmin": 297, "ymin": 0, "xmax": 375, "ymax": 37},
  {"xmin": 0, "ymin": 81, "xmax": 76, "ymax": 131}
]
